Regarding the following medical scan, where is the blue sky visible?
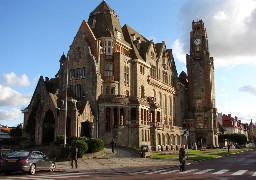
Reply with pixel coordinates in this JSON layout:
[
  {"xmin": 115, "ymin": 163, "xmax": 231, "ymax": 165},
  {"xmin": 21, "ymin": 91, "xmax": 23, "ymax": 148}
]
[{"xmin": 0, "ymin": 0, "xmax": 256, "ymax": 127}]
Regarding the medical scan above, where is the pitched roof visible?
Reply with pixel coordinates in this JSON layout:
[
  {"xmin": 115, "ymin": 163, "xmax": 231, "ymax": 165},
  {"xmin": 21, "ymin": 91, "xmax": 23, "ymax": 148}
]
[
  {"xmin": 88, "ymin": 0, "xmax": 129, "ymax": 46},
  {"xmin": 122, "ymin": 24, "xmax": 149, "ymax": 60}
]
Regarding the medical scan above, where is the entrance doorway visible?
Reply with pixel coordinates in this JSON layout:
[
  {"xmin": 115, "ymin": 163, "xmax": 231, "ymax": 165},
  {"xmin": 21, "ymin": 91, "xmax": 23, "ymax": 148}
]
[
  {"xmin": 42, "ymin": 110, "xmax": 55, "ymax": 143},
  {"xmin": 197, "ymin": 137, "xmax": 206, "ymax": 148},
  {"xmin": 81, "ymin": 121, "xmax": 92, "ymax": 138}
]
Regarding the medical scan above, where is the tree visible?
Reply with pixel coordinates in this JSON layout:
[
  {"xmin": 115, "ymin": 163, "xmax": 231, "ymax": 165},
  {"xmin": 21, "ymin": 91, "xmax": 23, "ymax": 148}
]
[
  {"xmin": 218, "ymin": 133, "xmax": 247, "ymax": 146},
  {"xmin": 10, "ymin": 125, "xmax": 23, "ymax": 137}
]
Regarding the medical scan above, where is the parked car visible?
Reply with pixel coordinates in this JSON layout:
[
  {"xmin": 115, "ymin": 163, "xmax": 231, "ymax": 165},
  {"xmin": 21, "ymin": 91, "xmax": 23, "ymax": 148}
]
[
  {"xmin": 2, "ymin": 150, "xmax": 55, "ymax": 175},
  {"xmin": 0, "ymin": 148, "xmax": 13, "ymax": 172}
]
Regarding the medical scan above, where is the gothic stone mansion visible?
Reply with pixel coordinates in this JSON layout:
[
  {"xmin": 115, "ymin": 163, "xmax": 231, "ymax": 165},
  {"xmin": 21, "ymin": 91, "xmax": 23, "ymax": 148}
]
[{"xmin": 23, "ymin": 1, "xmax": 219, "ymax": 149}]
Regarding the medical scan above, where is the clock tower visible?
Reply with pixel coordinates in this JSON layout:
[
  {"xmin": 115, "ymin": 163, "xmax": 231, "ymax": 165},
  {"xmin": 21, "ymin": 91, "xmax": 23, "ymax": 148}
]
[{"xmin": 185, "ymin": 20, "xmax": 218, "ymax": 148}]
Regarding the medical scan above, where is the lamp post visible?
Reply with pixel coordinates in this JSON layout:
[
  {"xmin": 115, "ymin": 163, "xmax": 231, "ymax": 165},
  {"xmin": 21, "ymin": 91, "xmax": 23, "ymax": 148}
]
[{"xmin": 64, "ymin": 56, "xmax": 69, "ymax": 148}]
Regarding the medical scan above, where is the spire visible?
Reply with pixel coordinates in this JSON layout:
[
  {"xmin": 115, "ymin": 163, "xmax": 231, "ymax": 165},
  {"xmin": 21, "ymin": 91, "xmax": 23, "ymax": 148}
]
[
  {"xmin": 90, "ymin": 0, "xmax": 114, "ymax": 16},
  {"xmin": 60, "ymin": 52, "xmax": 67, "ymax": 62}
]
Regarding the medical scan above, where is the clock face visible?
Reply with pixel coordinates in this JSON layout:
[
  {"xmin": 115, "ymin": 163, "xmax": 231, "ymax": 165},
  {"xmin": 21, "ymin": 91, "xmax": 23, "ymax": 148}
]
[{"xmin": 194, "ymin": 38, "xmax": 201, "ymax": 45}]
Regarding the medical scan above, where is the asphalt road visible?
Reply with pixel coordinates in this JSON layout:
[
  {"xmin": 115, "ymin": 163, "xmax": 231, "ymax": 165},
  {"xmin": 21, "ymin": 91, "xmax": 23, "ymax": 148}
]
[{"xmin": 1, "ymin": 149, "xmax": 255, "ymax": 179}]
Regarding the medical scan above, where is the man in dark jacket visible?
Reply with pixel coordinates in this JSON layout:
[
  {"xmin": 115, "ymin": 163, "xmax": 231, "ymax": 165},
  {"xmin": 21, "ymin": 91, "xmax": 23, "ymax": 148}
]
[
  {"xmin": 110, "ymin": 139, "xmax": 116, "ymax": 153},
  {"xmin": 179, "ymin": 147, "xmax": 186, "ymax": 171},
  {"xmin": 70, "ymin": 145, "xmax": 78, "ymax": 168}
]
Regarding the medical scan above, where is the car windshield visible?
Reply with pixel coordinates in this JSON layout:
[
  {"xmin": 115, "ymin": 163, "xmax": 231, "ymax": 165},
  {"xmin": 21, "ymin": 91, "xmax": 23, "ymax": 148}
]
[{"xmin": 8, "ymin": 151, "xmax": 30, "ymax": 157}]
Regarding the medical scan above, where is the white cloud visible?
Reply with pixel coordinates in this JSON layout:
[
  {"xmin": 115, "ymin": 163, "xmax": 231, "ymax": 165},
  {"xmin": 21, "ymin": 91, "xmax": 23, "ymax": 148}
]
[
  {"xmin": 0, "ymin": 108, "xmax": 22, "ymax": 120},
  {"xmin": 239, "ymin": 85, "xmax": 256, "ymax": 96},
  {"xmin": 218, "ymin": 101, "xmax": 256, "ymax": 124},
  {"xmin": 177, "ymin": 0, "xmax": 256, "ymax": 67},
  {"xmin": 172, "ymin": 39, "xmax": 186, "ymax": 64},
  {"xmin": 0, "ymin": 72, "xmax": 30, "ymax": 87},
  {"xmin": 0, "ymin": 85, "xmax": 31, "ymax": 106},
  {"xmin": 214, "ymin": 11, "xmax": 228, "ymax": 20}
]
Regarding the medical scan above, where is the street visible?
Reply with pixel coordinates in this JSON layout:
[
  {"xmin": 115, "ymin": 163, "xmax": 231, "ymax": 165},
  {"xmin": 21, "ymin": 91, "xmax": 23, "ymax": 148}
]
[{"xmin": 0, "ymin": 149, "xmax": 255, "ymax": 179}]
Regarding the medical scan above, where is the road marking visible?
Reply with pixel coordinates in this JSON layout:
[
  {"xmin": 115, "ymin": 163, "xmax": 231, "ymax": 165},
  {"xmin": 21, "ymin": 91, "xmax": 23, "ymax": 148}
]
[
  {"xmin": 252, "ymin": 172, "xmax": 256, "ymax": 176},
  {"xmin": 6, "ymin": 172, "xmax": 90, "ymax": 179},
  {"xmin": 179, "ymin": 169, "xmax": 198, "ymax": 174},
  {"xmin": 129, "ymin": 170, "xmax": 150, "ymax": 175},
  {"xmin": 194, "ymin": 169, "xmax": 214, "ymax": 174},
  {"xmin": 160, "ymin": 169, "xmax": 180, "ymax": 174},
  {"xmin": 212, "ymin": 169, "xmax": 229, "ymax": 174},
  {"xmin": 144, "ymin": 169, "xmax": 168, "ymax": 174},
  {"xmin": 231, "ymin": 170, "xmax": 248, "ymax": 175}
]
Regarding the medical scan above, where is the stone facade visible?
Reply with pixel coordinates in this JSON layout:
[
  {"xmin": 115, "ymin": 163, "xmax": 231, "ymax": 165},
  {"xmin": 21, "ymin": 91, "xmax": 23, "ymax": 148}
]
[{"xmin": 23, "ymin": 1, "xmax": 218, "ymax": 149}]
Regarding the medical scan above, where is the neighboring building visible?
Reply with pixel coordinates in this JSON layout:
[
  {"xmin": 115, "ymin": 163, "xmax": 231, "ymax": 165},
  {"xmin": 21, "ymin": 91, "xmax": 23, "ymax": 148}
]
[
  {"xmin": 23, "ymin": 1, "xmax": 218, "ymax": 148},
  {"xmin": 0, "ymin": 125, "xmax": 11, "ymax": 139},
  {"xmin": 222, "ymin": 114, "xmax": 249, "ymax": 139}
]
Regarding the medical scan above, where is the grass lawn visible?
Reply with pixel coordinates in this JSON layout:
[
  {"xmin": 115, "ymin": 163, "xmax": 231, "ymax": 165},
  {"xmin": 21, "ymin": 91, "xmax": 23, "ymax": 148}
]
[{"xmin": 151, "ymin": 148, "xmax": 248, "ymax": 161}]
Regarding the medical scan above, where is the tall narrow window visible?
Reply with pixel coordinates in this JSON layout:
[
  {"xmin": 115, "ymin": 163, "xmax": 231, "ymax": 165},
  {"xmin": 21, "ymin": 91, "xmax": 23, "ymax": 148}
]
[
  {"xmin": 141, "ymin": 86, "xmax": 145, "ymax": 98},
  {"xmin": 105, "ymin": 61, "xmax": 113, "ymax": 76},
  {"xmin": 124, "ymin": 65, "xmax": 128, "ymax": 85},
  {"xmin": 105, "ymin": 40, "xmax": 112, "ymax": 55}
]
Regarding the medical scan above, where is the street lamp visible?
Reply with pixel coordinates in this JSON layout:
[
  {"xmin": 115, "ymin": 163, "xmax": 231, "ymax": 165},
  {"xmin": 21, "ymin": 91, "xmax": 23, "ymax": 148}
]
[{"xmin": 64, "ymin": 56, "xmax": 69, "ymax": 148}]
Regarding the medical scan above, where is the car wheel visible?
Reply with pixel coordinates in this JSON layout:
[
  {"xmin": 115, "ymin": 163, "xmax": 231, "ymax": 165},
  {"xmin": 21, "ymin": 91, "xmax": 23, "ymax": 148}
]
[
  {"xmin": 49, "ymin": 162, "xmax": 56, "ymax": 172},
  {"xmin": 29, "ymin": 164, "xmax": 36, "ymax": 175}
]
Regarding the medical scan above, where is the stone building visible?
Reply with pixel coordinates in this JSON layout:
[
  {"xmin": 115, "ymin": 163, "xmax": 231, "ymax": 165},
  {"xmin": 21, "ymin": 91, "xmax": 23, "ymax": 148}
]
[{"xmin": 23, "ymin": 1, "xmax": 218, "ymax": 149}]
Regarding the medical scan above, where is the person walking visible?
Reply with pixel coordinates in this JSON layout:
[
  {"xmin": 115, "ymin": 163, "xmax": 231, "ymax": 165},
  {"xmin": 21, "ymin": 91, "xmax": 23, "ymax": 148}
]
[
  {"xmin": 110, "ymin": 139, "xmax": 116, "ymax": 153},
  {"xmin": 178, "ymin": 146, "xmax": 186, "ymax": 171},
  {"xmin": 70, "ymin": 145, "xmax": 78, "ymax": 169},
  {"xmin": 227, "ymin": 144, "xmax": 231, "ymax": 153}
]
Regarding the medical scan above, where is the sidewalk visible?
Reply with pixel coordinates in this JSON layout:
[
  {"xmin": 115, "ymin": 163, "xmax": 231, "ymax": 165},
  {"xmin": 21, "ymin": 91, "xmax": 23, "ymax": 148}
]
[{"xmin": 55, "ymin": 147, "xmax": 180, "ymax": 173}]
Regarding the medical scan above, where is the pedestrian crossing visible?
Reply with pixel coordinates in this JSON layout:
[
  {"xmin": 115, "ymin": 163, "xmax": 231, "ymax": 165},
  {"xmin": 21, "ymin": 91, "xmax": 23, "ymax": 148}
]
[
  {"xmin": 129, "ymin": 168, "xmax": 256, "ymax": 177},
  {"xmin": 3, "ymin": 168, "xmax": 256, "ymax": 179}
]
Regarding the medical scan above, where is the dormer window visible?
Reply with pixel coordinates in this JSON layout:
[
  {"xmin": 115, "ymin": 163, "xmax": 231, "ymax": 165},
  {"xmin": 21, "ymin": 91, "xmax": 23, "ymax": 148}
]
[
  {"xmin": 92, "ymin": 18, "xmax": 96, "ymax": 28},
  {"xmin": 116, "ymin": 31, "xmax": 121, "ymax": 40},
  {"xmin": 131, "ymin": 33, "xmax": 136, "ymax": 41}
]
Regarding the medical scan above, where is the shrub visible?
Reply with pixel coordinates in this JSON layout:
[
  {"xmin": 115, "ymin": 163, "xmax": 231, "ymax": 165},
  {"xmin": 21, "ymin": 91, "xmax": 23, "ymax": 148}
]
[
  {"xmin": 54, "ymin": 135, "xmax": 64, "ymax": 146},
  {"xmin": 86, "ymin": 138, "xmax": 105, "ymax": 153},
  {"xmin": 67, "ymin": 136, "xmax": 88, "ymax": 145},
  {"xmin": 71, "ymin": 139, "xmax": 88, "ymax": 157}
]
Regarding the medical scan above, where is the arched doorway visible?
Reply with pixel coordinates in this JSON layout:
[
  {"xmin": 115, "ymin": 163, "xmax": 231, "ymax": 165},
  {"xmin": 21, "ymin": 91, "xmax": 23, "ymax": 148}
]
[
  {"xmin": 197, "ymin": 137, "xmax": 206, "ymax": 148},
  {"xmin": 81, "ymin": 121, "xmax": 92, "ymax": 138},
  {"xmin": 42, "ymin": 110, "xmax": 55, "ymax": 143}
]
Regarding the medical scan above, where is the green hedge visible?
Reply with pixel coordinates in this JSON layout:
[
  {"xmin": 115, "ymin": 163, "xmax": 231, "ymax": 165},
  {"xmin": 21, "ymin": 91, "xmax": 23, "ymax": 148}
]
[
  {"xmin": 86, "ymin": 138, "xmax": 105, "ymax": 153},
  {"xmin": 71, "ymin": 139, "xmax": 88, "ymax": 157},
  {"xmin": 54, "ymin": 136, "xmax": 104, "ymax": 158}
]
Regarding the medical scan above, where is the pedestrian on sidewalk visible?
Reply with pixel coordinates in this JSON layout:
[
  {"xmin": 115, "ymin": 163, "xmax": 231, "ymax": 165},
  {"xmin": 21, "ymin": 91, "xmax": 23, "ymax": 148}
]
[
  {"xmin": 178, "ymin": 146, "xmax": 186, "ymax": 171},
  {"xmin": 110, "ymin": 138, "xmax": 116, "ymax": 153},
  {"xmin": 228, "ymin": 144, "xmax": 231, "ymax": 153},
  {"xmin": 70, "ymin": 145, "xmax": 78, "ymax": 169}
]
